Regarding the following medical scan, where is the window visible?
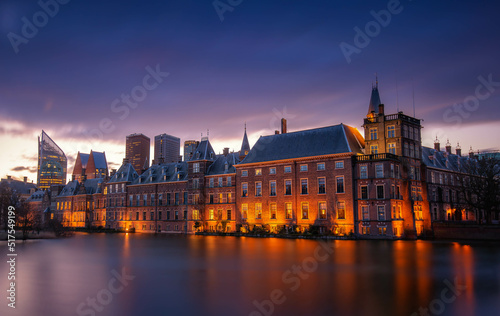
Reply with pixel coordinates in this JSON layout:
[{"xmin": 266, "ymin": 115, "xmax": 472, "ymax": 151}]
[
  {"xmin": 388, "ymin": 143, "xmax": 396, "ymax": 155},
  {"xmin": 409, "ymin": 127, "xmax": 414, "ymax": 140},
  {"xmin": 361, "ymin": 185, "xmax": 368, "ymax": 199},
  {"xmin": 371, "ymin": 145, "xmax": 378, "ymax": 154},
  {"xmin": 301, "ymin": 203, "xmax": 309, "ymax": 219},
  {"xmin": 270, "ymin": 181, "xmax": 277, "ymax": 196},
  {"xmin": 192, "ymin": 178, "xmax": 199, "ymax": 189},
  {"xmin": 317, "ymin": 163, "xmax": 325, "ymax": 171},
  {"xmin": 242, "ymin": 170, "xmax": 248, "ymax": 177},
  {"xmin": 129, "ymin": 195, "xmax": 133, "ymax": 207},
  {"xmin": 335, "ymin": 161, "xmax": 344, "ymax": 169},
  {"xmin": 336, "ymin": 176, "xmax": 344, "ymax": 193},
  {"xmin": 143, "ymin": 212, "xmax": 146, "ymax": 220},
  {"xmin": 151, "ymin": 194, "xmax": 155, "ymax": 206},
  {"xmin": 387, "ymin": 126, "xmax": 395, "ymax": 138},
  {"xmin": 379, "ymin": 227, "xmax": 387, "ymax": 235},
  {"xmin": 377, "ymin": 185, "xmax": 385, "ymax": 199},
  {"xmin": 410, "ymin": 166, "xmax": 415, "ymax": 180},
  {"xmin": 242, "ymin": 204, "xmax": 248, "ymax": 219},
  {"xmin": 209, "ymin": 194, "xmax": 214, "ymax": 204},
  {"xmin": 410, "ymin": 144, "xmax": 415, "ymax": 158},
  {"xmin": 319, "ymin": 202, "xmax": 327, "ymax": 219},
  {"xmin": 337, "ymin": 201, "xmax": 345, "ymax": 219},
  {"xmin": 227, "ymin": 176, "xmax": 232, "ymax": 186},
  {"xmin": 227, "ymin": 193, "xmax": 232, "ymax": 203},
  {"xmin": 284, "ymin": 166, "xmax": 292, "ymax": 173},
  {"xmin": 255, "ymin": 203, "xmax": 262, "ymax": 219},
  {"xmin": 300, "ymin": 164, "xmax": 308, "ymax": 172},
  {"xmin": 227, "ymin": 210, "xmax": 232, "ymax": 221},
  {"xmin": 362, "ymin": 226, "xmax": 370, "ymax": 235},
  {"xmin": 360, "ymin": 165, "xmax": 368, "ymax": 179},
  {"xmin": 193, "ymin": 210, "xmax": 199, "ymax": 220},
  {"xmin": 285, "ymin": 203, "xmax": 292, "ymax": 219},
  {"xmin": 270, "ymin": 203, "xmax": 277, "ymax": 219},
  {"xmin": 285, "ymin": 180, "xmax": 292, "ymax": 195},
  {"xmin": 218, "ymin": 177, "xmax": 223, "ymax": 187},
  {"xmin": 209, "ymin": 178, "xmax": 214, "ymax": 188},
  {"xmin": 209, "ymin": 209, "xmax": 214, "ymax": 220},
  {"xmin": 158, "ymin": 194, "xmax": 163, "ymax": 206},
  {"xmin": 404, "ymin": 143, "xmax": 409, "ymax": 156},
  {"xmin": 242, "ymin": 183, "xmax": 248, "ymax": 197},
  {"xmin": 318, "ymin": 178, "xmax": 326, "ymax": 194},
  {"xmin": 184, "ymin": 192, "xmax": 188, "ymax": 205},
  {"xmin": 370, "ymin": 128, "xmax": 378, "ymax": 140},
  {"xmin": 255, "ymin": 168, "xmax": 262, "ymax": 176},
  {"xmin": 362, "ymin": 205, "xmax": 369, "ymax": 220},
  {"xmin": 375, "ymin": 164, "xmax": 384, "ymax": 178},
  {"xmin": 269, "ymin": 167, "xmax": 276, "ymax": 175},
  {"xmin": 403, "ymin": 125, "xmax": 408, "ymax": 138},
  {"xmin": 301, "ymin": 179, "xmax": 308, "ymax": 195},
  {"xmin": 143, "ymin": 194, "xmax": 147, "ymax": 206},
  {"xmin": 377, "ymin": 206, "xmax": 385, "ymax": 221},
  {"xmin": 255, "ymin": 182, "xmax": 262, "ymax": 196},
  {"xmin": 175, "ymin": 192, "xmax": 179, "ymax": 205},
  {"xmin": 193, "ymin": 163, "xmax": 200, "ymax": 173}
]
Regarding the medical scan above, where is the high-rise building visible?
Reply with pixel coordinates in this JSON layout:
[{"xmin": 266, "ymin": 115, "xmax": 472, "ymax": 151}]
[
  {"xmin": 154, "ymin": 133, "xmax": 180, "ymax": 164},
  {"xmin": 37, "ymin": 130, "xmax": 67, "ymax": 190},
  {"xmin": 183, "ymin": 140, "xmax": 200, "ymax": 161},
  {"xmin": 126, "ymin": 133, "xmax": 150, "ymax": 175}
]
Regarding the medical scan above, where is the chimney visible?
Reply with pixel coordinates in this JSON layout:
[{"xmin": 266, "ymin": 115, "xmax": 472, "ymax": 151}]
[
  {"xmin": 469, "ymin": 146, "xmax": 474, "ymax": 159},
  {"xmin": 434, "ymin": 137, "xmax": 440, "ymax": 152},
  {"xmin": 456, "ymin": 143, "xmax": 462, "ymax": 157},
  {"xmin": 378, "ymin": 104, "xmax": 384, "ymax": 115},
  {"xmin": 275, "ymin": 130, "xmax": 279, "ymax": 135},
  {"xmin": 23, "ymin": 176, "xmax": 27, "ymax": 183},
  {"xmin": 281, "ymin": 118, "xmax": 287, "ymax": 134},
  {"xmin": 7, "ymin": 175, "xmax": 11, "ymax": 181},
  {"xmin": 445, "ymin": 139, "xmax": 452, "ymax": 154},
  {"xmin": 223, "ymin": 147, "xmax": 229, "ymax": 156}
]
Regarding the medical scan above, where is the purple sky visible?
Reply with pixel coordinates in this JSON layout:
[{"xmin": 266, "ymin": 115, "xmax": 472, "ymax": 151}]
[{"xmin": 1, "ymin": 0, "xmax": 500, "ymax": 182}]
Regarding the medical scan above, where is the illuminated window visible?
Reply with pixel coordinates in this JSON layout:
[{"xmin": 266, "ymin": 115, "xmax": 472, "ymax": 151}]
[
  {"xmin": 209, "ymin": 209, "xmax": 214, "ymax": 220},
  {"xmin": 337, "ymin": 201, "xmax": 345, "ymax": 219},
  {"xmin": 319, "ymin": 202, "xmax": 327, "ymax": 219},
  {"xmin": 285, "ymin": 203, "xmax": 292, "ymax": 219},
  {"xmin": 270, "ymin": 203, "xmax": 277, "ymax": 219},
  {"xmin": 255, "ymin": 182, "xmax": 262, "ymax": 196},
  {"xmin": 255, "ymin": 169, "xmax": 262, "ymax": 176},
  {"xmin": 388, "ymin": 143, "xmax": 396, "ymax": 155},
  {"xmin": 255, "ymin": 203, "xmax": 262, "ymax": 219},
  {"xmin": 301, "ymin": 179, "xmax": 308, "ymax": 195},
  {"xmin": 193, "ymin": 210, "xmax": 199, "ymax": 220},
  {"xmin": 377, "ymin": 206, "xmax": 385, "ymax": 221},
  {"xmin": 242, "ymin": 204, "xmax": 248, "ymax": 219},
  {"xmin": 242, "ymin": 183, "xmax": 248, "ymax": 197},
  {"xmin": 301, "ymin": 202, "xmax": 309, "ymax": 219},
  {"xmin": 360, "ymin": 186, "xmax": 368, "ymax": 199}
]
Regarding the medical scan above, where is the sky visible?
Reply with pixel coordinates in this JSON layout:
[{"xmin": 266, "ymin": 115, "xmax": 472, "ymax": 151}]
[{"xmin": 1, "ymin": 0, "xmax": 500, "ymax": 183}]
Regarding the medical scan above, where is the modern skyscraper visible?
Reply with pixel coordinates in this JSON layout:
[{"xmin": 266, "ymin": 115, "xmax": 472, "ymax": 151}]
[
  {"xmin": 126, "ymin": 133, "xmax": 150, "ymax": 175},
  {"xmin": 154, "ymin": 133, "xmax": 180, "ymax": 164},
  {"xmin": 37, "ymin": 130, "xmax": 67, "ymax": 190},
  {"xmin": 183, "ymin": 140, "xmax": 199, "ymax": 161}
]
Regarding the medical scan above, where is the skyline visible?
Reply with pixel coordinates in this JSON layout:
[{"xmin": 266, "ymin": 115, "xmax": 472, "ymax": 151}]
[{"xmin": 2, "ymin": 0, "xmax": 500, "ymax": 182}]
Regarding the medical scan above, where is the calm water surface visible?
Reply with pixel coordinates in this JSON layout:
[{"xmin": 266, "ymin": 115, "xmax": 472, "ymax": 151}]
[{"xmin": 1, "ymin": 233, "xmax": 500, "ymax": 316}]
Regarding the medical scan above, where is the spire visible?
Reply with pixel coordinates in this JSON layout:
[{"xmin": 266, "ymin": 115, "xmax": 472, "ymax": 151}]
[
  {"xmin": 367, "ymin": 76, "xmax": 382, "ymax": 115},
  {"xmin": 240, "ymin": 124, "xmax": 250, "ymax": 157}
]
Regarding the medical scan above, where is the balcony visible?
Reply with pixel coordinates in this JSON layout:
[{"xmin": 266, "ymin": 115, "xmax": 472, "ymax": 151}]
[
  {"xmin": 354, "ymin": 153, "xmax": 399, "ymax": 162},
  {"xmin": 385, "ymin": 113, "xmax": 421, "ymax": 125}
]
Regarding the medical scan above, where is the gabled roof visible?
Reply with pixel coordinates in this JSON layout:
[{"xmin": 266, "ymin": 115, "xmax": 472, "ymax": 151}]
[
  {"xmin": 131, "ymin": 162, "xmax": 188, "ymax": 185},
  {"xmin": 189, "ymin": 138, "xmax": 216, "ymax": 161},
  {"xmin": 240, "ymin": 124, "xmax": 364, "ymax": 165},
  {"xmin": 79, "ymin": 153, "xmax": 90, "ymax": 169},
  {"xmin": 421, "ymin": 147, "xmax": 470, "ymax": 172},
  {"xmin": 108, "ymin": 163, "xmax": 139, "ymax": 183},
  {"xmin": 90, "ymin": 151, "xmax": 107, "ymax": 170},
  {"xmin": 207, "ymin": 152, "xmax": 241, "ymax": 175},
  {"xmin": 240, "ymin": 128, "xmax": 250, "ymax": 154},
  {"xmin": 58, "ymin": 180, "xmax": 79, "ymax": 197},
  {"xmin": 83, "ymin": 178, "xmax": 104, "ymax": 194}
]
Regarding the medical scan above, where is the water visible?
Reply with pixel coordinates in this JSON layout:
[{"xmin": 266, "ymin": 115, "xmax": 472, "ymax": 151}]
[{"xmin": 1, "ymin": 233, "xmax": 500, "ymax": 316}]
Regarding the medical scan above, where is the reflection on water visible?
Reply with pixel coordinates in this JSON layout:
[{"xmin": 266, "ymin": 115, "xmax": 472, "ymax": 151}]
[{"xmin": 1, "ymin": 234, "xmax": 499, "ymax": 316}]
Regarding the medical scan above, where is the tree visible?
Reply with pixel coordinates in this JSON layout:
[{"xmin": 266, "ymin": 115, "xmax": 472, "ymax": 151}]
[{"xmin": 459, "ymin": 154, "xmax": 500, "ymax": 224}]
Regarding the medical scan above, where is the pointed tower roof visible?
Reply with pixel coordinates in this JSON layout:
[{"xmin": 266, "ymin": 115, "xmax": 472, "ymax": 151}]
[
  {"xmin": 367, "ymin": 79, "xmax": 382, "ymax": 115},
  {"xmin": 240, "ymin": 123, "xmax": 250, "ymax": 155}
]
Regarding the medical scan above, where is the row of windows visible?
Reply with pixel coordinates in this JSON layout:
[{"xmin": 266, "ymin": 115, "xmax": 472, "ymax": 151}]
[
  {"xmin": 241, "ymin": 201, "xmax": 346, "ymax": 220},
  {"xmin": 104, "ymin": 210, "xmax": 191, "ymax": 221},
  {"xmin": 241, "ymin": 177, "xmax": 345, "ymax": 197},
  {"xmin": 128, "ymin": 192, "xmax": 188, "ymax": 207},
  {"xmin": 430, "ymin": 171, "xmax": 458, "ymax": 185},
  {"xmin": 369, "ymin": 125, "xmax": 420, "ymax": 141},
  {"xmin": 207, "ymin": 176, "xmax": 233, "ymax": 188},
  {"xmin": 241, "ymin": 161, "xmax": 344, "ymax": 177}
]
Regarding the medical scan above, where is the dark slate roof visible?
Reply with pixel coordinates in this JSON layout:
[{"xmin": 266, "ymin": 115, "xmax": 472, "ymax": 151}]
[
  {"xmin": 240, "ymin": 129, "xmax": 250, "ymax": 154},
  {"xmin": 58, "ymin": 180, "xmax": 79, "ymax": 197},
  {"xmin": 421, "ymin": 146, "xmax": 470, "ymax": 172},
  {"xmin": 83, "ymin": 178, "xmax": 104, "ymax": 194},
  {"xmin": 368, "ymin": 85, "xmax": 381, "ymax": 115},
  {"xmin": 92, "ymin": 151, "xmax": 107, "ymax": 169},
  {"xmin": 131, "ymin": 162, "xmax": 188, "ymax": 185},
  {"xmin": 27, "ymin": 190, "xmax": 46, "ymax": 201},
  {"xmin": 0, "ymin": 178, "xmax": 37, "ymax": 195},
  {"xmin": 79, "ymin": 153, "xmax": 90, "ymax": 169},
  {"xmin": 240, "ymin": 124, "xmax": 365, "ymax": 164},
  {"xmin": 108, "ymin": 163, "xmax": 139, "ymax": 183},
  {"xmin": 189, "ymin": 138, "xmax": 216, "ymax": 161},
  {"xmin": 207, "ymin": 152, "xmax": 241, "ymax": 175}
]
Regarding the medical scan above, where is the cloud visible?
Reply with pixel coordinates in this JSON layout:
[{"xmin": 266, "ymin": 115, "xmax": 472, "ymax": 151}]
[{"xmin": 11, "ymin": 166, "xmax": 37, "ymax": 173}]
